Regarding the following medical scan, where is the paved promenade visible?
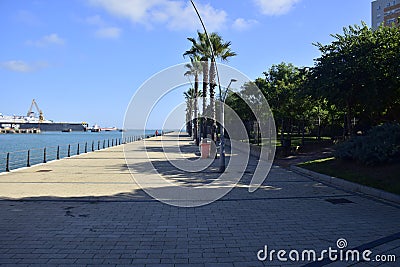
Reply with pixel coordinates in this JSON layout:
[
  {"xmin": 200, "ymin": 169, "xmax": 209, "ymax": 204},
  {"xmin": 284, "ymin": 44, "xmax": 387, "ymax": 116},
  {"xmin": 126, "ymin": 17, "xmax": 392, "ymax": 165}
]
[{"xmin": 0, "ymin": 133, "xmax": 399, "ymax": 266}]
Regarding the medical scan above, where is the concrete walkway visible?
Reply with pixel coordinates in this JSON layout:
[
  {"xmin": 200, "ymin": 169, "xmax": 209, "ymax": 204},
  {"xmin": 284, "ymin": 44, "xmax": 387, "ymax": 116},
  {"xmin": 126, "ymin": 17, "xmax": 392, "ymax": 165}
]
[{"xmin": 0, "ymin": 132, "xmax": 399, "ymax": 266}]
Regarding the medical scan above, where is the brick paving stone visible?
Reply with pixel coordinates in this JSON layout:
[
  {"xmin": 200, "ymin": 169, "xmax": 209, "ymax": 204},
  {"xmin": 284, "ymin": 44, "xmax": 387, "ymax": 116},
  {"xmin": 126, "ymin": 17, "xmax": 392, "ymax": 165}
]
[{"xmin": 0, "ymin": 133, "xmax": 398, "ymax": 266}]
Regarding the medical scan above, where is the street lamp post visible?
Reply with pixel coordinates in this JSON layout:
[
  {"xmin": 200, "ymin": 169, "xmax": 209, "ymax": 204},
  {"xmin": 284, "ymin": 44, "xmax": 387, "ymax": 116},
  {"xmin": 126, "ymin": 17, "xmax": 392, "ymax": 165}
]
[
  {"xmin": 219, "ymin": 79, "xmax": 237, "ymax": 172},
  {"xmin": 190, "ymin": 0, "xmax": 233, "ymax": 172}
]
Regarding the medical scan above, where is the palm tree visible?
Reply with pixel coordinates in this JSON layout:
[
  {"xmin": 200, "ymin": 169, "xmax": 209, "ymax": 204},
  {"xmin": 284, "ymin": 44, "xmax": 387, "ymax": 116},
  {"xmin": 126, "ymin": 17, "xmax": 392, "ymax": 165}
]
[
  {"xmin": 184, "ymin": 31, "xmax": 236, "ymax": 141},
  {"xmin": 183, "ymin": 88, "xmax": 195, "ymax": 136},
  {"xmin": 184, "ymin": 55, "xmax": 202, "ymax": 145},
  {"xmin": 184, "ymin": 31, "xmax": 211, "ymax": 141},
  {"xmin": 207, "ymin": 33, "xmax": 237, "ymax": 141},
  {"xmin": 183, "ymin": 87, "xmax": 202, "ymax": 137}
]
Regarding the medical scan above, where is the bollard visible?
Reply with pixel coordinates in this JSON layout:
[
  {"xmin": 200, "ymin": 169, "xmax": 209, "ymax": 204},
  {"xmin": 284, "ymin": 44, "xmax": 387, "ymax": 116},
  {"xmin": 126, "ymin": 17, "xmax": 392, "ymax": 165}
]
[
  {"xmin": 92, "ymin": 141, "xmax": 94, "ymax": 152},
  {"xmin": 112, "ymin": 139, "xmax": 114, "ymax": 146},
  {"xmin": 85, "ymin": 142, "xmax": 87, "ymax": 153},
  {"xmin": 43, "ymin": 148, "xmax": 47, "ymax": 163},
  {"xmin": 103, "ymin": 140, "xmax": 105, "ymax": 149},
  {"xmin": 68, "ymin": 144, "xmax": 71, "ymax": 157},
  {"xmin": 108, "ymin": 139, "xmax": 110, "ymax": 147},
  {"xmin": 98, "ymin": 141, "xmax": 100, "ymax": 150},
  {"xmin": 27, "ymin": 150, "xmax": 31, "ymax": 167},
  {"xmin": 6, "ymin": 152, "xmax": 10, "ymax": 172},
  {"xmin": 119, "ymin": 138, "xmax": 121, "ymax": 145},
  {"xmin": 57, "ymin": 146, "xmax": 60, "ymax": 160},
  {"xmin": 77, "ymin": 143, "xmax": 80, "ymax": 155}
]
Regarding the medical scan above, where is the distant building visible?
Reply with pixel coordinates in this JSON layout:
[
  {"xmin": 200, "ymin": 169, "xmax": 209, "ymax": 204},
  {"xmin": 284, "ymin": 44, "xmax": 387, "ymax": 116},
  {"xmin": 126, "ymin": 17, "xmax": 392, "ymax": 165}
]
[{"xmin": 372, "ymin": 0, "xmax": 400, "ymax": 29}]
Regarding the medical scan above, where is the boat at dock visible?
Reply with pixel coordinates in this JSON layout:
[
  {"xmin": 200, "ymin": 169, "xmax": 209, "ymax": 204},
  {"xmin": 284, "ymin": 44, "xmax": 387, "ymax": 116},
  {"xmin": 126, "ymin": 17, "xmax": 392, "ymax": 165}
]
[
  {"xmin": 0, "ymin": 99, "xmax": 88, "ymax": 132},
  {"xmin": 89, "ymin": 125, "xmax": 119, "ymax": 132},
  {"xmin": 90, "ymin": 124, "xmax": 101, "ymax": 132}
]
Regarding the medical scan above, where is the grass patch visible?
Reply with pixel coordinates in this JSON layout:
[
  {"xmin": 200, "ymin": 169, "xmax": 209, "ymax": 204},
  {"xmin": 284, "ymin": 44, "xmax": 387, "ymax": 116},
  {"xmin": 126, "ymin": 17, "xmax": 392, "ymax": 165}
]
[
  {"xmin": 251, "ymin": 136, "xmax": 332, "ymax": 147},
  {"xmin": 299, "ymin": 158, "xmax": 400, "ymax": 195}
]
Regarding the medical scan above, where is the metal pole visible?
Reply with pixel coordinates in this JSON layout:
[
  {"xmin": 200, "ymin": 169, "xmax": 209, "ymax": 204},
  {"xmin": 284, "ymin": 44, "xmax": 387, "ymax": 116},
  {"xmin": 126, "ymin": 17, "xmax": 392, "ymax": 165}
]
[
  {"xmin": 27, "ymin": 150, "xmax": 31, "ymax": 167},
  {"xmin": 43, "ymin": 148, "xmax": 47, "ymax": 163},
  {"xmin": 6, "ymin": 152, "xmax": 10, "ymax": 172},
  {"xmin": 85, "ymin": 142, "xmax": 87, "ymax": 153},
  {"xmin": 57, "ymin": 146, "xmax": 60, "ymax": 160},
  {"xmin": 68, "ymin": 144, "xmax": 71, "ymax": 157},
  {"xmin": 191, "ymin": 0, "xmax": 225, "ymax": 169},
  {"xmin": 219, "ymin": 102, "xmax": 226, "ymax": 172},
  {"xmin": 77, "ymin": 143, "xmax": 80, "ymax": 155},
  {"xmin": 219, "ymin": 79, "xmax": 236, "ymax": 172}
]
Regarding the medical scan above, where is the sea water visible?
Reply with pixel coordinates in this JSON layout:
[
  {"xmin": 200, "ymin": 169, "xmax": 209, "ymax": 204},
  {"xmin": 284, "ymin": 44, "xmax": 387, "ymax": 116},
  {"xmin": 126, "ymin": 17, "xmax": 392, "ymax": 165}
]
[{"xmin": 0, "ymin": 130, "xmax": 160, "ymax": 173}]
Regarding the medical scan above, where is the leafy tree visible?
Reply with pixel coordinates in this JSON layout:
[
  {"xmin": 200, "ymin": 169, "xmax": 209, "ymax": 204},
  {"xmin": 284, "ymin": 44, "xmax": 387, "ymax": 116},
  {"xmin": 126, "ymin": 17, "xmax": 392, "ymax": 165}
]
[
  {"xmin": 259, "ymin": 63, "xmax": 311, "ymax": 143},
  {"xmin": 311, "ymin": 22, "xmax": 400, "ymax": 135}
]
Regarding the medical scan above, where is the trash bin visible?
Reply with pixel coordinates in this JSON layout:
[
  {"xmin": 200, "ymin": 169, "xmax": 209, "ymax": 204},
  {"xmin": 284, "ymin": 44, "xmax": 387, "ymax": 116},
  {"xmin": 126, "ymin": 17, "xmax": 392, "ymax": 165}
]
[{"xmin": 200, "ymin": 142, "xmax": 211, "ymax": 159}]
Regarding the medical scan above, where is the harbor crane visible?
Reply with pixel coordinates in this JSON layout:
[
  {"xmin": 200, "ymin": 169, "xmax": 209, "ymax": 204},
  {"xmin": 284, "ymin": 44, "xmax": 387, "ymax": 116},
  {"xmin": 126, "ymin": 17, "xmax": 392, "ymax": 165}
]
[{"xmin": 27, "ymin": 99, "xmax": 44, "ymax": 121}]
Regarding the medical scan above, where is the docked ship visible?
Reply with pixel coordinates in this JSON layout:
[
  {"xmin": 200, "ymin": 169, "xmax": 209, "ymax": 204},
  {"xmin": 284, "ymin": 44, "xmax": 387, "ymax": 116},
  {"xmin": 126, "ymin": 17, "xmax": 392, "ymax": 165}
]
[{"xmin": 0, "ymin": 99, "xmax": 88, "ymax": 132}]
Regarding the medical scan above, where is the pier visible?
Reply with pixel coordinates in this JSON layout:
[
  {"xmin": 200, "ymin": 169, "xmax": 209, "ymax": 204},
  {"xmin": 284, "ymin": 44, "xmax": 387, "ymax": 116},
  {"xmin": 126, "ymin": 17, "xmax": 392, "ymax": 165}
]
[
  {"xmin": 0, "ymin": 132, "xmax": 399, "ymax": 265},
  {"xmin": 0, "ymin": 128, "xmax": 41, "ymax": 134}
]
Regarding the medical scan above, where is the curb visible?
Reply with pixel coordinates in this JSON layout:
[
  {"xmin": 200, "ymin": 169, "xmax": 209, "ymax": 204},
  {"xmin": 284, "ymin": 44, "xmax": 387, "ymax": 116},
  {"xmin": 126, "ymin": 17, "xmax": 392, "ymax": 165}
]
[{"xmin": 290, "ymin": 165, "xmax": 400, "ymax": 204}]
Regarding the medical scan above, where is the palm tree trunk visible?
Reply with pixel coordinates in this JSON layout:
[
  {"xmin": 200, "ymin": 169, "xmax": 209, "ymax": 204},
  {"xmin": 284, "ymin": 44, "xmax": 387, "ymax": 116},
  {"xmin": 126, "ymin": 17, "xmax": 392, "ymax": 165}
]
[
  {"xmin": 209, "ymin": 59, "xmax": 217, "ymax": 141},
  {"xmin": 194, "ymin": 73, "xmax": 199, "ymax": 145},
  {"xmin": 201, "ymin": 60, "xmax": 209, "ymax": 140}
]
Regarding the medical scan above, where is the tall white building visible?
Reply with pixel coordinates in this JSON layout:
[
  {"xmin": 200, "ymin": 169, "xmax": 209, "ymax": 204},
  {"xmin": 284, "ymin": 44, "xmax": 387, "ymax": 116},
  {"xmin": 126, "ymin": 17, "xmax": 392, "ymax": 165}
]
[{"xmin": 372, "ymin": 0, "xmax": 400, "ymax": 29}]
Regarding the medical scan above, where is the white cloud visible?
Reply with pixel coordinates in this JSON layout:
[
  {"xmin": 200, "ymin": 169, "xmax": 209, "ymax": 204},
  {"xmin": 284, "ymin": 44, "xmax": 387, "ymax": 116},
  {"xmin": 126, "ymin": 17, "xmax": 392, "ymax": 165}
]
[
  {"xmin": 254, "ymin": 0, "xmax": 301, "ymax": 16},
  {"xmin": 27, "ymin": 33, "xmax": 65, "ymax": 47},
  {"xmin": 85, "ymin": 15, "xmax": 122, "ymax": 39},
  {"xmin": 1, "ymin": 60, "xmax": 48, "ymax": 72},
  {"xmin": 88, "ymin": 0, "xmax": 227, "ymax": 31},
  {"xmin": 95, "ymin": 27, "xmax": 122, "ymax": 39},
  {"xmin": 232, "ymin": 18, "xmax": 258, "ymax": 31},
  {"xmin": 16, "ymin": 10, "xmax": 42, "ymax": 26},
  {"xmin": 86, "ymin": 14, "xmax": 106, "ymax": 26}
]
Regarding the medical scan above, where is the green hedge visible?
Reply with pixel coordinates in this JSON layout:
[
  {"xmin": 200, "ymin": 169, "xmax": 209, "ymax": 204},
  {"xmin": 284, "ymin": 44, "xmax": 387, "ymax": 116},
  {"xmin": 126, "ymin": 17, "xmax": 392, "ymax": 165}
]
[{"xmin": 334, "ymin": 123, "xmax": 400, "ymax": 165}]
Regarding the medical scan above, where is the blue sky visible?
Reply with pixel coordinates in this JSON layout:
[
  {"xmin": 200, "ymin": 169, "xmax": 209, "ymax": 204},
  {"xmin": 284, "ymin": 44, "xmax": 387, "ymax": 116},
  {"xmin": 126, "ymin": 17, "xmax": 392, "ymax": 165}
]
[{"xmin": 0, "ymin": 0, "xmax": 371, "ymax": 129}]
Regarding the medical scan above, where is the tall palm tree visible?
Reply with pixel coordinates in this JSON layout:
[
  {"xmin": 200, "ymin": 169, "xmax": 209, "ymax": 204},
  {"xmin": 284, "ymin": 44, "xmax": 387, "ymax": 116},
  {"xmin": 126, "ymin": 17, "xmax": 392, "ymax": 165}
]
[
  {"xmin": 207, "ymin": 33, "xmax": 237, "ymax": 141},
  {"xmin": 184, "ymin": 55, "xmax": 202, "ymax": 145},
  {"xmin": 184, "ymin": 31, "xmax": 211, "ymax": 141},
  {"xmin": 183, "ymin": 87, "xmax": 202, "ymax": 137},
  {"xmin": 183, "ymin": 88, "xmax": 195, "ymax": 136},
  {"xmin": 184, "ymin": 31, "xmax": 236, "ymax": 141}
]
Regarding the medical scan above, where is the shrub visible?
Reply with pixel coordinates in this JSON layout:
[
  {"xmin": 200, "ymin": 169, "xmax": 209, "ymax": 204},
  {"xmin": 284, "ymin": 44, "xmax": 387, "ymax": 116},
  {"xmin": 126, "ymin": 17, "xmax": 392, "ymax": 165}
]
[{"xmin": 334, "ymin": 123, "xmax": 400, "ymax": 165}]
